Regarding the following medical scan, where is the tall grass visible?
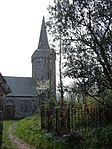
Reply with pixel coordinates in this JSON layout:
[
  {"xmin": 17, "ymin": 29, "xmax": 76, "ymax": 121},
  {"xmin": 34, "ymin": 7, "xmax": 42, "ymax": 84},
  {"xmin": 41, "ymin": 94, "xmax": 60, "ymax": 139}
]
[
  {"xmin": 2, "ymin": 120, "xmax": 16, "ymax": 149},
  {"xmin": 14, "ymin": 115, "xmax": 79, "ymax": 149}
]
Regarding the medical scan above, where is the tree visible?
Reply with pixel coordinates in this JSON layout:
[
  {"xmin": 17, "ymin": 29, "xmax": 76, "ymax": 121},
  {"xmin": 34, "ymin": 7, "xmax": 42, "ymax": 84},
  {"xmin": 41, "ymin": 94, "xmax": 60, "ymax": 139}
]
[
  {"xmin": 59, "ymin": 37, "xmax": 64, "ymax": 105},
  {"xmin": 47, "ymin": 5, "xmax": 65, "ymax": 104},
  {"xmin": 47, "ymin": 0, "xmax": 112, "ymax": 104}
]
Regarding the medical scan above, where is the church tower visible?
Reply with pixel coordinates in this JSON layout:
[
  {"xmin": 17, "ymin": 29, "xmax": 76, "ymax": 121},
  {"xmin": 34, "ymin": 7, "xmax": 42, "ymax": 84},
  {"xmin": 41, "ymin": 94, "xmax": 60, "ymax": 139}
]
[{"xmin": 31, "ymin": 17, "xmax": 56, "ymax": 100}]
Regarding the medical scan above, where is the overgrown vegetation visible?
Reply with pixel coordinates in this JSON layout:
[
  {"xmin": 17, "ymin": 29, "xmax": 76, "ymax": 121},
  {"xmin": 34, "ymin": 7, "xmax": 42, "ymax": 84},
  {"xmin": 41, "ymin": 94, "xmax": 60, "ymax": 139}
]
[
  {"xmin": 84, "ymin": 125, "xmax": 112, "ymax": 149},
  {"xmin": 2, "ymin": 115, "xmax": 112, "ymax": 148},
  {"xmin": 13, "ymin": 115, "xmax": 112, "ymax": 149},
  {"xmin": 2, "ymin": 120, "xmax": 16, "ymax": 149},
  {"xmin": 14, "ymin": 116, "xmax": 84, "ymax": 149}
]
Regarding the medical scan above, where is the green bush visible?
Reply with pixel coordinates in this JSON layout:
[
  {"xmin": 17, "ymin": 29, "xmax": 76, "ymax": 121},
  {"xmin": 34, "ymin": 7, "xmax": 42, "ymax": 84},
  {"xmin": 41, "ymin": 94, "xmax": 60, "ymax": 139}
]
[{"xmin": 84, "ymin": 125, "xmax": 112, "ymax": 149}]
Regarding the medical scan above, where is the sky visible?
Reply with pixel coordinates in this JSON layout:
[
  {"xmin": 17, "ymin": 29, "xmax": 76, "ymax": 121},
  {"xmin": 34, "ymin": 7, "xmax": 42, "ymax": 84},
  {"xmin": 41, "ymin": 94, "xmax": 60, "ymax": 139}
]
[{"xmin": 0, "ymin": 0, "xmax": 54, "ymax": 77}]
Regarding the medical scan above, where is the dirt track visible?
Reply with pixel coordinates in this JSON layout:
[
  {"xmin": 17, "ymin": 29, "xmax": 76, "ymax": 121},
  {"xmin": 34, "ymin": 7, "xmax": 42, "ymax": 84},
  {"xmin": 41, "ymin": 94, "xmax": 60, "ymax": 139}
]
[{"xmin": 8, "ymin": 123, "xmax": 36, "ymax": 149}]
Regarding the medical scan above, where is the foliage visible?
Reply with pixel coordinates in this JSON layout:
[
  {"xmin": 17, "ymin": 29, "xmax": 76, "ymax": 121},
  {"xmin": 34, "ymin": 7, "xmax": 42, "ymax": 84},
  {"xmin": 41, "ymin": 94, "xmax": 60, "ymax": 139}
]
[
  {"xmin": 2, "ymin": 120, "xmax": 16, "ymax": 149},
  {"xmin": 46, "ymin": 97, "xmax": 57, "ymax": 107},
  {"xmin": 8, "ymin": 115, "xmax": 112, "ymax": 149},
  {"xmin": 84, "ymin": 125, "xmax": 112, "ymax": 149},
  {"xmin": 47, "ymin": 0, "xmax": 112, "ymax": 103},
  {"xmin": 36, "ymin": 80, "xmax": 50, "ymax": 93},
  {"xmin": 14, "ymin": 115, "xmax": 82, "ymax": 149}
]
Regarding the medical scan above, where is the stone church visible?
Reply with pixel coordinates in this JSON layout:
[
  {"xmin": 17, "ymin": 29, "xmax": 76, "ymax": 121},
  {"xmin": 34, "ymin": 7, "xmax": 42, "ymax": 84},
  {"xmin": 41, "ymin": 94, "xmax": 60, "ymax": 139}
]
[{"xmin": 4, "ymin": 17, "xmax": 56, "ymax": 119}]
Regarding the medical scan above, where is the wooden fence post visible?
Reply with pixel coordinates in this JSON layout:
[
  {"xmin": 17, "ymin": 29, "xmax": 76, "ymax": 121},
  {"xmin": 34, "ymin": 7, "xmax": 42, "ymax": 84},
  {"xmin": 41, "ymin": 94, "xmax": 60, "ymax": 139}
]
[
  {"xmin": 41, "ymin": 106, "xmax": 45, "ymax": 129},
  {"xmin": 55, "ymin": 107, "xmax": 58, "ymax": 134},
  {"xmin": 67, "ymin": 106, "xmax": 70, "ymax": 133}
]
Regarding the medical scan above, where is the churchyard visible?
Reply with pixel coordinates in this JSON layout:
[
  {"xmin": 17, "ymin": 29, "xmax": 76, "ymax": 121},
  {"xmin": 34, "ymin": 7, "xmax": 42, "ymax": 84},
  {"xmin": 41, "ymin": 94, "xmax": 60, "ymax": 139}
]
[{"xmin": 1, "ymin": 100, "xmax": 112, "ymax": 149}]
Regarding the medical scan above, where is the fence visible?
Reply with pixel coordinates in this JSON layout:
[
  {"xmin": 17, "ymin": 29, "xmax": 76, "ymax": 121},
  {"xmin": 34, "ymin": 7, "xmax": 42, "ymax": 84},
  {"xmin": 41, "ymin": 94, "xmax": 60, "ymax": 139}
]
[{"xmin": 41, "ymin": 105, "xmax": 112, "ymax": 135}]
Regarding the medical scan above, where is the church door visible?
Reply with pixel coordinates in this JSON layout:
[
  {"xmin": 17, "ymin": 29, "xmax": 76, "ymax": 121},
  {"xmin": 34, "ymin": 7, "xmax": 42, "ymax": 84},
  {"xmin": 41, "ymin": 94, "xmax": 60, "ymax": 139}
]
[{"xmin": 5, "ymin": 100, "xmax": 15, "ymax": 119}]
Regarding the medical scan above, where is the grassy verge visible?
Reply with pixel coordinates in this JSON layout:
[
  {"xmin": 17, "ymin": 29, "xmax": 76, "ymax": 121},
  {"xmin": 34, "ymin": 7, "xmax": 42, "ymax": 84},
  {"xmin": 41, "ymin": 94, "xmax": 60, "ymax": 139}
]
[
  {"xmin": 14, "ymin": 115, "xmax": 80, "ymax": 149},
  {"xmin": 2, "ymin": 120, "xmax": 16, "ymax": 149},
  {"xmin": 2, "ymin": 117, "xmax": 112, "ymax": 149},
  {"xmin": 13, "ymin": 115, "xmax": 112, "ymax": 149}
]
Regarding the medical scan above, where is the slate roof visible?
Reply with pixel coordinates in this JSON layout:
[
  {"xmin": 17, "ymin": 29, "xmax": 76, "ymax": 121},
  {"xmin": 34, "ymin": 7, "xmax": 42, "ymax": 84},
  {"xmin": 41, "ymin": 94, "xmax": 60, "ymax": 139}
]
[{"xmin": 4, "ymin": 76, "xmax": 37, "ymax": 97}]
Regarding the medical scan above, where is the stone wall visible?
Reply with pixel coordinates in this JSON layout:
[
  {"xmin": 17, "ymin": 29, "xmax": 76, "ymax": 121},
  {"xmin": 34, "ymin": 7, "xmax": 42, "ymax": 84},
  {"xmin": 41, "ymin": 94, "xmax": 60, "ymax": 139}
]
[{"xmin": 4, "ymin": 96, "xmax": 38, "ymax": 119}]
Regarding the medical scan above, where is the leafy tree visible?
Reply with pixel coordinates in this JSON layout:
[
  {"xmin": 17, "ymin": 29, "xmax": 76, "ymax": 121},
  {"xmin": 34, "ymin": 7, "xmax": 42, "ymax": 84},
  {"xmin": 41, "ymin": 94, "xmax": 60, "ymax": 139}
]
[{"xmin": 47, "ymin": 0, "xmax": 112, "ymax": 104}]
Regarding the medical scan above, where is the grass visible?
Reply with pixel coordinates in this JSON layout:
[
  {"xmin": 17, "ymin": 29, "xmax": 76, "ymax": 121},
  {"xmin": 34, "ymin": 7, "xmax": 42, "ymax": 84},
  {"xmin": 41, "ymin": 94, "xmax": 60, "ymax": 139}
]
[
  {"xmin": 3, "ymin": 116, "xmax": 112, "ymax": 149},
  {"xmin": 2, "ymin": 120, "xmax": 16, "ymax": 149},
  {"xmin": 14, "ymin": 115, "xmax": 78, "ymax": 149},
  {"xmin": 2, "ymin": 116, "xmax": 74, "ymax": 149},
  {"xmin": 13, "ymin": 115, "xmax": 112, "ymax": 149}
]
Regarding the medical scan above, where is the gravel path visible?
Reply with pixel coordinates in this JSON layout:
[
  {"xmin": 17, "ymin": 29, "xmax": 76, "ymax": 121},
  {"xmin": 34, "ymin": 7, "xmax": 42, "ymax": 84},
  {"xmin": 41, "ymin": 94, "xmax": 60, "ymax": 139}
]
[{"xmin": 8, "ymin": 123, "xmax": 36, "ymax": 149}]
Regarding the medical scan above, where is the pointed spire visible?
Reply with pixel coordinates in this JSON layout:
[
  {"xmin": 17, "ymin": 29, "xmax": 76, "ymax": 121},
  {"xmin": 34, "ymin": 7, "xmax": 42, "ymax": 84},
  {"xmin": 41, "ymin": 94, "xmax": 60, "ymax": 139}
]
[{"xmin": 38, "ymin": 16, "xmax": 50, "ymax": 50}]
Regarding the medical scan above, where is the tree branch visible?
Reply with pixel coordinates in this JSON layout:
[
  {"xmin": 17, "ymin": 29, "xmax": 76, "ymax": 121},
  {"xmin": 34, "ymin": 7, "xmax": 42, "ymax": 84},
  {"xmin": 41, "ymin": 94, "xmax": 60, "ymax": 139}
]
[{"xmin": 86, "ymin": 92, "xmax": 112, "ymax": 109}]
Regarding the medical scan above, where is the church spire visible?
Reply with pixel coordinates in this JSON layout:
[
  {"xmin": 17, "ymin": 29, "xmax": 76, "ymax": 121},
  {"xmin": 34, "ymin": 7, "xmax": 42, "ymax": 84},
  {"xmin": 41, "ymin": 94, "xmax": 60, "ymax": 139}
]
[{"xmin": 38, "ymin": 16, "xmax": 50, "ymax": 50}]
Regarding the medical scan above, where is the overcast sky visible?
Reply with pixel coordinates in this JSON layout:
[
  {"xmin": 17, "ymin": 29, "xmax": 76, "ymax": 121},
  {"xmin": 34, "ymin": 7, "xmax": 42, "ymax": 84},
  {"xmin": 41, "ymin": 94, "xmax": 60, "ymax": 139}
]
[{"xmin": 0, "ymin": 0, "xmax": 54, "ymax": 77}]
